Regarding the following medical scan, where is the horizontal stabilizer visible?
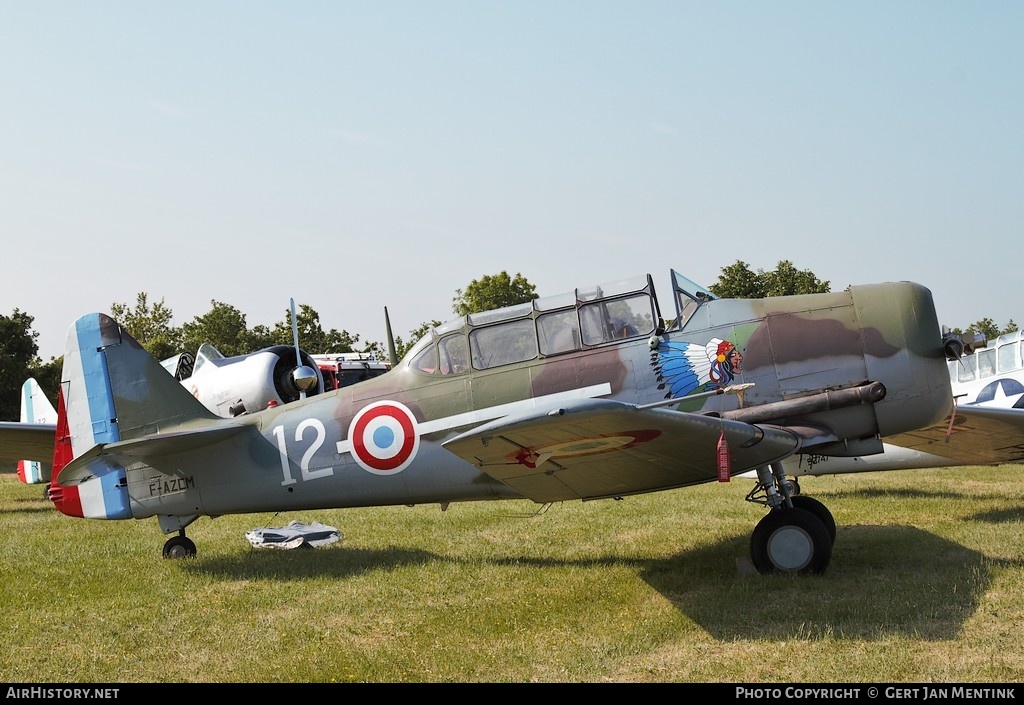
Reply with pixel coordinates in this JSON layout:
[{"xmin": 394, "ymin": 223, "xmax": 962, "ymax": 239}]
[{"xmin": 56, "ymin": 423, "xmax": 250, "ymax": 486}]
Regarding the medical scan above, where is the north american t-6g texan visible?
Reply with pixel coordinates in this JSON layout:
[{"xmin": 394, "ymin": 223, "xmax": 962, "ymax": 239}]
[{"xmin": 0, "ymin": 269, "xmax": 976, "ymax": 575}]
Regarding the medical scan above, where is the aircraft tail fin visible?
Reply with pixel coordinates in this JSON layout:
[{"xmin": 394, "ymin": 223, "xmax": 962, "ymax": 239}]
[
  {"xmin": 61, "ymin": 313, "xmax": 218, "ymax": 457},
  {"xmin": 48, "ymin": 313, "xmax": 218, "ymax": 519},
  {"xmin": 16, "ymin": 378, "xmax": 57, "ymax": 484}
]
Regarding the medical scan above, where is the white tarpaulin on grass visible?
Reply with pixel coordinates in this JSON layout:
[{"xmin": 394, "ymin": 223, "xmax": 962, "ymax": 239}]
[{"xmin": 245, "ymin": 520, "xmax": 342, "ymax": 549}]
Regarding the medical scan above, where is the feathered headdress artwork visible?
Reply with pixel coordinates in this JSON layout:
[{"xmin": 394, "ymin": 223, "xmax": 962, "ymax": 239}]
[{"xmin": 653, "ymin": 337, "xmax": 738, "ymax": 399}]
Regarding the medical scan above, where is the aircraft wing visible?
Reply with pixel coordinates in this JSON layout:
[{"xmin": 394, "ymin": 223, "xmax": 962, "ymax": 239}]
[
  {"xmin": 884, "ymin": 405, "xmax": 1024, "ymax": 466},
  {"xmin": 0, "ymin": 422, "xmax": 56, "ymax": 466},
  {"xmin": 442, "ymin": 398, "xmax": 803, "ymax": 503}
]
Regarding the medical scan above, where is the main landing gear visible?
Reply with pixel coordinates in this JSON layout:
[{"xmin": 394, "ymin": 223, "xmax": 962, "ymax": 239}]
[
  {"xmin": 162, "ymin": 530, "xmax": 197, "ymax": 559},
  {"xmin": 746, "ymin": 463, "xmax": 835, "ymax": 575}
]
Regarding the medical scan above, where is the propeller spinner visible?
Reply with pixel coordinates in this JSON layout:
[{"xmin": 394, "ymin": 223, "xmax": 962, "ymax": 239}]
[{"xmin": 290, "ymin": 298, "xmax": 318, "ymax": 400}]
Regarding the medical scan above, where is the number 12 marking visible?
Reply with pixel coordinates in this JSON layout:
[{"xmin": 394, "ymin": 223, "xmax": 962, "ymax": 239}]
[{"xmin": 272, "ymin": 419, "xmax": 335, "ymax": 486}]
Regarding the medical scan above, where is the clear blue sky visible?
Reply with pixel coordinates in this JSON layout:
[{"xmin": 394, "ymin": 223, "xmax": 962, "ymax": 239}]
[{"xmin": 2, "ymin": 2, "xmax": 1021, "ymax": 361}]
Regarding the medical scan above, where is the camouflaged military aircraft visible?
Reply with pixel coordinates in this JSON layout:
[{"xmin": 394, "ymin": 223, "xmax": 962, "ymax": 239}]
[{"xmin": 0, "ymin": 270, "xmax": 971, "ymax": 575}]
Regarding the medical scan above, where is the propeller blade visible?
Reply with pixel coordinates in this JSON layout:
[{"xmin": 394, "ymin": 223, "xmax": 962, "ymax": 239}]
[{"xmin": 290, "ymin": 298, "xmax": 305, "ymax": 400}]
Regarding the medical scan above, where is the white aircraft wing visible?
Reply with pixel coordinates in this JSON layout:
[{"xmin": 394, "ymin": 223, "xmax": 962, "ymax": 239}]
[{"xmin": 443, "ymin": 397, "xmax": 804, "ymax": 503}]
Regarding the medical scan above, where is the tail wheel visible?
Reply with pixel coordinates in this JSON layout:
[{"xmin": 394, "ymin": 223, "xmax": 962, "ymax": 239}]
[
  {"xmin": 750, "ymin": 507, "xmax": 832, "ymax": 575},
  {"xmin": 162, "ymin": 535, "xmax": 197, "ymax": 559},
  {"xmin": 789, "ymin": 495, "xmax": 836, "ymax": 544}
]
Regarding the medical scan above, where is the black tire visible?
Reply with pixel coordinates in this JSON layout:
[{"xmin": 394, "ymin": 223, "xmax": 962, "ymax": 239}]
[
  {"xmin": 789, "ymin": 495, "xmax": 836, "ymax": 545},
  {"xmin": 750, "ymin": 507, "xmax": 832, "ymax": 575},
  {"xmin": 162, "ymin": 535, "xmax": 197, "ymax": 559}
]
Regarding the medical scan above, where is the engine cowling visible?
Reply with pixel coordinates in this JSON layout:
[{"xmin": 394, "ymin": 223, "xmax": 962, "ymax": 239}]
[
  {"xmin": 182, "ymin": 344, "xmax": 325, "ymax": 417},
  {"xmin": 267, "ymin": 345, "xmax": 323, "ymax": 404}
]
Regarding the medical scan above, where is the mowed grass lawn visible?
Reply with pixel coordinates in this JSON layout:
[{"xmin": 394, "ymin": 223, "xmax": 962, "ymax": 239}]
[{"xmin": 2, "ymin": 465, "xmax": 1023, "ymax": 683}]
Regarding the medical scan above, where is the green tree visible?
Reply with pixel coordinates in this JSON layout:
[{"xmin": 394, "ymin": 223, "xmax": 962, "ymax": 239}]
[
  {"xmin": 179, "ymin": 301, "xmax": 259, "ymax": 358},
  {"xmin": 709, "ymin": 260, "xmax": 830, "ymax": 298},
  {"xmin": 364, "ymin": 317, "xmax": 442, "ymax": 363},
  {"xmin": 963, "ymin": 318, "xmax": 1001, "ymax": 341},
  {"xmin": 392, "ymin": 320, "xmax": 441, "ymax": 361},
  {"xmin": 28, "ymin": 357, "xmax": 62, "ymax": 410},
  {"xmin": 110, "ymin": 293, "xmax": 182, "ymax": 361},
  {"xmin": 364, "ymin": 272, "xmax": 541, "ymax": 364},
  {"xmin": 709, "ymin": 261, "xmax": 764, "ymax": 298},
  {"xmin": 762, "ymin": 260, "xmax": 831, "ymax": 297},
  {"xmin": 0, "ymin": 309, "xmax": 40, "ymax": 421},
  {"xmin": 712, "ymin": 262, "xmax": 1020, "ymax": 340},
  {"xmin": 268, "ymin": 303, "xmax": 361, "ymax": 354},
  {"xmin": 452, "ymin": 271, "xmax": 538, "ymax": 316},
  {"xmin": 952, "ymin": 318, "xmax": 1018, "ymax": 341},
  {"xmin": 247, "ymin": 324, "xmax": 276, "ymax": 351}
]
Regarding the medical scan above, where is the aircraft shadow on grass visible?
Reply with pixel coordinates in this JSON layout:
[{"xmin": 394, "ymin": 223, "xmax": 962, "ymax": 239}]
[
  {"xmin": 641, "ymin": 524, "xmax": 998, "ymax": 641},
  {"xmin": 189, "ymin": 545, "xmax": 437, "ymax": 582},
  {"xmin": 2, "ymin": 490, "xmax": 62, "ymax": 516},
  {"xmin": 822, "ymin": 486, "xmax": 1017, "ymax": 503},
  {"xmin": 972, "ymin": 505, "xmax": 1024, "ymax": 524},
  {"xmin": 178, "ymin": 522, "xmax": 1002, "ymax": 643},
  {"xmin": 813, "ymin": 487, "xmax": 1024, "ymax": 524}
]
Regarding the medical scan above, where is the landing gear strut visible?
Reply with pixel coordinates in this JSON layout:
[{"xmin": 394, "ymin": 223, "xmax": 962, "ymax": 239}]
[
  {"xmin": 746, "ymin": 462, "xmax": 834, "ymax": 575},
  {"xmin": 162, "ymin": 530, "xmax": 197, "ymax": 559}
]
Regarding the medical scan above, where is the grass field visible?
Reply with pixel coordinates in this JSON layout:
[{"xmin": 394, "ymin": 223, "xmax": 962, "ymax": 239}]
[{"xmin": 2, "ymin": 465, "xmax": 1023, "ymax": 683}]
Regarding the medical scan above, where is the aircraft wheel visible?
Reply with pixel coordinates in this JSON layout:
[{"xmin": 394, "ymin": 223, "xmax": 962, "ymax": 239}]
[
  {"xmin": 162, "ymin": 535, "xmax": 197, "ymax": 559},
  {"xmin": 750, "ymin": 507, "xmax": 832, "ymax": 575},
  {"xmin": 789, "ymin": 495, "xmax": 836, "ymax": 544},
  {"xmin": 787, "ymin": 477, "xmax": 802, "ymax": 496}
]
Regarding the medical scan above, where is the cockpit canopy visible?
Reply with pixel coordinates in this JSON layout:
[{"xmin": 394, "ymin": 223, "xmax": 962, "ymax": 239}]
[{"xmin": 405, "ymin": 273, "xmax": 669, "ymax": 376}]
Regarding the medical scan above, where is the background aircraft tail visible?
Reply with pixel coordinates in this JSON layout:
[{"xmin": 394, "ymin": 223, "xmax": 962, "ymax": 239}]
[{"xmin": 16, "ymin": 378, "xmax": 57, "ymax": 485}]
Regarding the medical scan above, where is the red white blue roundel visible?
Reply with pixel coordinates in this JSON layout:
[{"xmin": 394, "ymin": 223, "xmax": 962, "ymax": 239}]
[{"xmin": 349, "ymin": 401, "xmax": 420, "ymax": 475}]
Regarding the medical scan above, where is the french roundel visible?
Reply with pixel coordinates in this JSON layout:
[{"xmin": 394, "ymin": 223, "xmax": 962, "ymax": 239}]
[{"xmin": 348, "ymin": 401, "xmax": 420, "ymax": 475}]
